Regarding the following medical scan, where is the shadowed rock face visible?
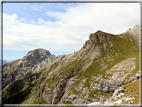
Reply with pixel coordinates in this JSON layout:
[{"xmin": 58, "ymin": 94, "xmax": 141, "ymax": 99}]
[
  {"xmin": 18, "ymin": 48, "xmax": 51, "ymax": 68},
  {"xmin": 2, "ymin": 65, "xmax": 11, "ymax": 73}
]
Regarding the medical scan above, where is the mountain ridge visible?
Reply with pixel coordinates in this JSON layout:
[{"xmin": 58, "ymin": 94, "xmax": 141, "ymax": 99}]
[
  {"xmin": 0, "ymin": 59, "xmax": 7, "ymax": 65},
  {"xmin": 2, "ymin": 24, "xmax": 141, "ymax": 105}
]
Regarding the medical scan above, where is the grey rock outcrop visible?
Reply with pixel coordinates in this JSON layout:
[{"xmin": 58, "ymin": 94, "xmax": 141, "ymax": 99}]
[
  {"xmin": 2, "ymin": 48, "xmax": 59, "ymax": 87},
  {"xmin": 111, "ymin": 87, "xmax": 125, "ymax": 101},
  {"xmin": 94, "ymin": 57, "xmax": 137, "ymax": 93},
  {"xmin": 125, "ymin": 24, "xmax": 140, "ymax": 45},
  {"xmin": 83, "ymin": 30, "xmax": 111, "ymax": 48},
  {"xmin": 38, "ymin": 69, "xmax": 81, "ymax": 104},
  {"xmin": 17, "ymin": 48, "xmax": 51, "ymax": 68},
  {"xmin": 2, "ymin": 65, "xmax": 11, "ymax": 73}
]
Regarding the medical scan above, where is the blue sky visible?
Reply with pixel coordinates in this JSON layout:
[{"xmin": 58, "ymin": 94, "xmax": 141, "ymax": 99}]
[
  {"xmin": 2, "ymin": 3, "xmax": 140, "ymax": 62},
  {"xmin": 3, "ymin": 3, "xmax": 78, "ymax": 22}
]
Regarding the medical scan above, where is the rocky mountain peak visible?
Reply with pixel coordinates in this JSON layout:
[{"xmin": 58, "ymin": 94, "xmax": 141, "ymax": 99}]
[
  {"xmin": 133, "ymin": 24, "xmax": 140, "ymax": 29},
  {"xmin": 18, "ymin": 48, "xmax": 52, "ymax": 68},
  {"xmin": 27, "ymin": 48, "xmax": 51, "ymax": 55},
  {"xmin": 126, "ymin": 24, "xmax": 140, "ymax": 33},
  {"xmin": 83, "ymin": 30, "xmax": 111, "ymax": 48},
  {"xmin": 124, "ymin": 24, "xmax": 140, "ymax": 45}
]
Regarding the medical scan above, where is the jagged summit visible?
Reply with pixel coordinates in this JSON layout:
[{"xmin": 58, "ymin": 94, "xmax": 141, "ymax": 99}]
[
  {"xmin": 18, "ymin": 48, "xmax": 52, "ymax": 68},
  {"xmin": 83, "ymin": 30, "xmax": 112, "ymax": 48},
  {"xmin": 83, "ymin": 24, "xmax": 140, "ymax": 48},
  {"xmin": 27, "ymin": 48, "xmax": 51, "ymax": 55},
  {"xmin": 126, "ymin": 24, "xmax": 140, "ymax": 32},
  {"xmin": 124, "ymin": 24, "xmax": 140, "ymax": 45}
]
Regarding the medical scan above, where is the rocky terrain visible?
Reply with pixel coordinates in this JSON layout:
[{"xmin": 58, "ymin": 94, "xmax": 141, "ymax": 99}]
[{"xmin": 2, "ymin": 24, "xmax": 141, "ymax": 106}]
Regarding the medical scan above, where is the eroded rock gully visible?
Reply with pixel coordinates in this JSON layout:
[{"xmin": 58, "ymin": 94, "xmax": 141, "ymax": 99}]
[{"xmin": 37, "ymin": 69, "xmax": 81, "ymax": 104}]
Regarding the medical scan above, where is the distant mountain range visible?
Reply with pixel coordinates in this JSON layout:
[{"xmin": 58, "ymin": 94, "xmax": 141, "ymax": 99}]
[
  {"xmin": 0, "ymin": 59, "xmax": 7, "ymax": 65},
  {"xmin": 2, "ymin": 24, "xmax": 141, "ymax": 105}
]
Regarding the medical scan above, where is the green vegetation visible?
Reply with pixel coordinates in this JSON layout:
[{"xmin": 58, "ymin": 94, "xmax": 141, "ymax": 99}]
[
  {"xmin": 63, "ymin": 101, "xmax": 73, "ymax": 104},
  {"xmin": 43, "ymin": 58, "xmax": 85, "ymax": 89},
  {"xmin": 2, "ymin": 73, "xmax": 8, "ymax": 78},
  {"xmin": 58, "ymin": 59, "xmax": 84, "ymax": 74},
  {"xmin": 62, "ymin": 101, "xmax": 75, "ymax": 107},
  {"xmin": 2, "ymin": 59, "xmax": 21, "ymax": 78},
  {"xmin": 89, "ymin": 90, "xmax": 113, "ymax": 99},
  {"xmin": 22, "ymin": 89, "xmax": 39, "ymax": 104},
  {"xmin": 122, "ymin": 79, "xmax": 140, "ymax": 104},
  {"xmin": 3, "ymin": 59, "xmax": 21, "ymax": 66},
  {"xmin": 28, "ymin": 49, "xmax": 36, "ymax": 54},
  {"xmin": 70, "ymin": 32, "xmax": 139, "ymax": 98},
  {"xmin": 35, "ymin": 78, "xmax": 45, "ymax": 87},
  {"xmin": 2, "ymin": 72, "xmax": 41, "ymax": 104},
  {"xmin": 32, "ymin": 97, "xmax": 49, "ymax": 104},
  {"xmin": 37, "ymin": 68, "xmax": 47, "ymax": 73}
]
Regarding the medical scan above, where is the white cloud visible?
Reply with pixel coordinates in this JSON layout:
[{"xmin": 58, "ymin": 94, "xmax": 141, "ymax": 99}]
[
  {"xmin": 21, "ymin": 18, "xmax": 26, "ymax": 21},
  {"xmin": 3, "ymin": 3, "xmax": 140, "ymax": 54},
  {"xmin": 38, "ymin": 18, "xmax": 45, "ymax": 24},
  {"xmin": 30, "ymin": 20, "xmax": 35, "ymax": 23}
]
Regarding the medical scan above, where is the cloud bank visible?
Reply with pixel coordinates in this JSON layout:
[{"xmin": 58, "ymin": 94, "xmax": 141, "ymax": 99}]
[{"xmin": 3, "ymin": 3, "xmax": 140, "ymax": 54}]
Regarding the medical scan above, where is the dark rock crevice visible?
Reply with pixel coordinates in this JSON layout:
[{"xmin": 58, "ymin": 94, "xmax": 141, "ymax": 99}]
[
  {"xmin": 52, "ymin": 69, "xmax": 81, "ymax": 104},
  {"xmin": 38, "ymin": 69, "xmax": 81, "ymax": 104}
]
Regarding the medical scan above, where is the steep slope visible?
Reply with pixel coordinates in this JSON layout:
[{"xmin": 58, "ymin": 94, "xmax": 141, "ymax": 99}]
[
  {"xmin": 124, "ymin": 24, "xmax": 140, "ymax": 45},
  {"xmin": 104, "ymin": 78, "xmax": 140, "ymax": 105},
  {"xmin": 2, "ymin": 48, "xmax": 66, "ymax": 88},
  {"xmin": 2, "ymin": 48, "xmax": 67, "ymax": 104},
  {"xmin": 2, "ymin": 24, "xmax": 140, "ymax": 105}
]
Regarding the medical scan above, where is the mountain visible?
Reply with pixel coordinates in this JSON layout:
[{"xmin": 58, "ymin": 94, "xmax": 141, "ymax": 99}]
[
  {"xmin": 2, "ymin": 24, "xmax": 141, "ymax": 105},
  {"xmin": 0, "ymin": 59, "xmax": 7, "ymax": 65}
]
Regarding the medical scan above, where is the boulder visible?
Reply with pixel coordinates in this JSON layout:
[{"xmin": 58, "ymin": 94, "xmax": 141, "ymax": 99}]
[{"xmin": 111, "ymin": 87, "xmax": 125, "ymax": 101}]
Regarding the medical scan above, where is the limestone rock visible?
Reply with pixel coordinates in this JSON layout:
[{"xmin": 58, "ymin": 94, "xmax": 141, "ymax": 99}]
[
  {"xmin": 83, "ymin": 30, "xmax": 111, "ymax": 48},
  {"xmin": 125, "ymin": 24, "xmax": 140, "ymax": 45},
  {"xmin": 83, "ymin": 98, "xmax": 97, "ymax": 104},
  {"xmin": 2, "ymin": 65, "xmax": 11, "ymax": 73},
  {"xmin": 18, "ymin": 48, "xmax": 51, "ymax": 68},
  {"xmin": 2, "ymin": 49, "xmax": 56, "ymax": 87},
  {"xmin": 111, "ymin": 87, "xmax": 125, "ymax": 101}
]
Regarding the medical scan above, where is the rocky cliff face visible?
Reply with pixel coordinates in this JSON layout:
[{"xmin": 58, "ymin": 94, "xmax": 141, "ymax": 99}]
[
  {"xmin": 83, "ymin": 30, "xmax": 111, "ymax": 48},
  {"xmin": 125, "ymin": 24, "xmax": 140, "ymax": 45},
  {"xmin": 17, "ymin": 48, "xmax": 52, "ymax": 68},
  {"xmin": 2, "ymin": 48, "xmax": 66, "ymax": 88},
  {"xmin": 2, "ymin": 24, "xmax": 141, "ymax": 105}
]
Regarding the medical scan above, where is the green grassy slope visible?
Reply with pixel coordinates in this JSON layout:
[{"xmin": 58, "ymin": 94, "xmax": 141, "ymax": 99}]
[
  {"xmin": 2, "ymin": 71, "xmax": 41, "ymax": 104},
  {"xmin": 2, "ymin": 59, "xmax": 21, "ymax": 79}
]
